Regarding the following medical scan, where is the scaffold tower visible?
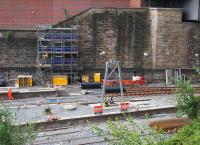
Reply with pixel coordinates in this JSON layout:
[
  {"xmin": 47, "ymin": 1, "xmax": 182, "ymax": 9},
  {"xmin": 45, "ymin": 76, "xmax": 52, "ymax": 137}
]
[{"xmin": 36, "ymin": 25, "xmax": 81, "ymax": 84}]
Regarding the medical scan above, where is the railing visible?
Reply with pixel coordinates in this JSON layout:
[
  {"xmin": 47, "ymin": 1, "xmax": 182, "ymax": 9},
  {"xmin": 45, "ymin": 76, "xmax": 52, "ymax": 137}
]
[
  {"xmin": 42, "ymin": 33, "xmax": 78, "ymax": 40},
  {"xmin": 42, "ymin": 59, "xmax": 78, "ymax": 65},
  {"xmin": 38, "ymin": 46, "xmax": 78, "ymax": 52}
]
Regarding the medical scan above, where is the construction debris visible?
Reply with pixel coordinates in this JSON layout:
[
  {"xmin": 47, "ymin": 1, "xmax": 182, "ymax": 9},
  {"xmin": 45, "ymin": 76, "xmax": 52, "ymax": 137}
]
[
  {"xmin": 47, "ymin": 115, "xmax": 59, "ymax": 121},
  {"xmin": 63, "ymin": 104, "xmax": 77, "ymax": 111}
]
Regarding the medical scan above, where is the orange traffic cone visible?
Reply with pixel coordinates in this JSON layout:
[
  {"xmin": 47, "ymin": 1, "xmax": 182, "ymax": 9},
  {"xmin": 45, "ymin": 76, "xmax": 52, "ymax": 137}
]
[{"xmin": 7, "ymin": 88, "xmax": 13, "ymax": 100}]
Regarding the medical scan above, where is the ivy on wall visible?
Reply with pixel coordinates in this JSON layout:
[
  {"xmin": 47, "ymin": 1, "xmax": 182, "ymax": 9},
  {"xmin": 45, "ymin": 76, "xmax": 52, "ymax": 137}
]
[{"xmin": 3, "ymin": 31, "xmax": 14, "ymax": 41}]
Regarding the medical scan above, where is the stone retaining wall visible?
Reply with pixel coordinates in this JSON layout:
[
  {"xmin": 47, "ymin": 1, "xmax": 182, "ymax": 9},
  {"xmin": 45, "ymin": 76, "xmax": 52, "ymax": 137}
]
[{"xmin": 1, "ymin": 8, "xmax": 200, "ymax": 83}]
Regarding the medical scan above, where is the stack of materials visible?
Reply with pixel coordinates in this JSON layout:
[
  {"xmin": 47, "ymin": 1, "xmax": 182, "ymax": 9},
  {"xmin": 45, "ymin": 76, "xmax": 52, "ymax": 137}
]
[
  {"xmin": 81, "ymin": 82, "xmax": 102, "ymax": 89},
  {"xmin": 105, "ymin": 86, "xmax": 126, "ymax": 93},
  {"xmin": 81, "ymin": 73, "xmax": 102, "ymax": 89}
]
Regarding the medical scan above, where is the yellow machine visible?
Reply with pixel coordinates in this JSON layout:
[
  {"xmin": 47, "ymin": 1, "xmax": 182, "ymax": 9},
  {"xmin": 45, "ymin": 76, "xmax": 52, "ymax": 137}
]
[
  {"xmin": 52, "ymin": 75, "xmax": 68, "ymax": 86},
  {"xmin": 94, "ymin": 73, "xmax": 101, "ymax": 82},
  {"xmin": 16, "ymin": 75, "xmax": 33, "ymax": 87},
  {"xmin": 82, "ymin": 75, "xmax": 89, "ymax": 83}
]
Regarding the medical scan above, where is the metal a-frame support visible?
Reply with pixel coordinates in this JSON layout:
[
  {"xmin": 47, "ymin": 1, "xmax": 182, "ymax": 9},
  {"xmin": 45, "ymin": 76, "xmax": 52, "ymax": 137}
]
[{"xmin": 101, "ymin": 59, "xmax": 124, "ymax": 105}]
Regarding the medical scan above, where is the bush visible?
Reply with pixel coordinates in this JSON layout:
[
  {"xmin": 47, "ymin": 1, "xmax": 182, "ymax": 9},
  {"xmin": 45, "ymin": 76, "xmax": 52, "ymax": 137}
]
[
  {"xmin": 92, "ymin": 116, "xmax": 200, "ymax": 145},
  {"xmin": 3, "ymin": 31, "xmax": 13, "ymax": 41},
  {"xmin": 193, "ymin": 66, "xmax": 200, "ymax": 80},
  {"xmin": 0, "ymin": 108, "xmax": 37, "ymax": 145},
  {"xmin": 163, "ymin": 116, "xmax": 200, "ymax": 145},
  {"xmin": 175, "ymin": 79, "xmax": 199, "ymax": 119},
  {"xmin": 92, "ymin": 117, "xmax": 166, "ymax": 145}
]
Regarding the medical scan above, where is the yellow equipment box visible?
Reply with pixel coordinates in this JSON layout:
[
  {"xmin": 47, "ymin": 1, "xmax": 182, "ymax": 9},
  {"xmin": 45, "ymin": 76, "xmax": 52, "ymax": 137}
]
[
  {"xmin": 16, "ymin": 75, "xmax": 32, "ymax": 87},
  {"xmin": 94, "ymin": 73, "xmax": 101, "ymax": 82},
  {"xmin": 52, "ymin": 75, "xmax": 68, "ymax": 86},
  {"xmin": 82, "ymin": 75, "xmax": 89, "ymax": 83}
]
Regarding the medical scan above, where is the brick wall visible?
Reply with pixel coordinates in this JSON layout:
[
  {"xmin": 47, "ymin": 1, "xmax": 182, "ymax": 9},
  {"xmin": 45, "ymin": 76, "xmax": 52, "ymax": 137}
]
[
  {"xmin": 0, "ymin": 0, "xmax": 53, "ymax": 28},
  {"xmin": 130, "ymin": 0, "xmax": 142, "ymax": 8},
  {"xmin": 0, "ymin": 0, "xmax": 132, "ymax": 29}
]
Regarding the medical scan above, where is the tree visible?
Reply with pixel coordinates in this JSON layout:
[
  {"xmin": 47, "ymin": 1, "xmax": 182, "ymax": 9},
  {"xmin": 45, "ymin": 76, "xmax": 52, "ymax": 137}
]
[{"xmin": 0, "ymin": 108, "xmax": 37, "ymax": 145}]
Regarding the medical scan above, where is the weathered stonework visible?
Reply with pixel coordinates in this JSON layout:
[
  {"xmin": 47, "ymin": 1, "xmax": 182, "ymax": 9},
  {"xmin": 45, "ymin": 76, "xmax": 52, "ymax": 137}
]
[
  {"xmin": 55, "ymin": 8, "xmax": 200, "ymax": 82},
  {"xmin": 56, "ymin": 8, "xmax": 150, "ymax": 70},
  {"xmin": 1, "ymin": 8, "xmax": 200, "ymax": 83},
  {"xmin": 0, "ymin": 30, "xmax": 37, "ymax": 80},
  {"xmin": 150, "ymin": 8, "xmax": 189, "ymax": 69}
]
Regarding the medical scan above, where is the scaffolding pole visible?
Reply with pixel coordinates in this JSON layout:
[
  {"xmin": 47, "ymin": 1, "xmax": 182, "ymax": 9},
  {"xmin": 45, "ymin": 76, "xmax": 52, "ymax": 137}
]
[{"xmin": 36, "ymin": 25, "xmax": 80, "ymax": 85}]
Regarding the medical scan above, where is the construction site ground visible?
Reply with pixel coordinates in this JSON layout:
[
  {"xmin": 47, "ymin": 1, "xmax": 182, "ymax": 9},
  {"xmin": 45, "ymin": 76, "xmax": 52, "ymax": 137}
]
[
  {"xmin": 0, "ymin": 84, "xmax": 186, "ymax": 145},
  {"xmin": 0, "ymin": 85, "xmax": 176, "ymax": 124}
]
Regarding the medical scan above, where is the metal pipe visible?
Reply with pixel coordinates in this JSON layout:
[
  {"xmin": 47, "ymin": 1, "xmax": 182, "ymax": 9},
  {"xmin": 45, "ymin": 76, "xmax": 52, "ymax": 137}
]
[
  {"xmin": 101, "ymin": 62, "xmax": 109, "ymax": 105},
  {"xmin": 118, "ymin": 61, "xmax": 124, "ymax": 103},
  {"xmin": 107, "ymin": 65, "xmax": 118, "ymax": 79}
]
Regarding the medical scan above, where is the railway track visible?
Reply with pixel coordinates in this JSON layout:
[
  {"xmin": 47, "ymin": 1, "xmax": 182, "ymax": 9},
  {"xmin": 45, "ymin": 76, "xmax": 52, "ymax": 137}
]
[
  {"xmin": 1, "ymin": 86, "xmax": 200, "ymax": 102},
  {"xmin": 106, "ymin": 86, "xmax": 200, "ymax": 97},
  {"xmin": 0, "ymin": 86, "xmax": 194, "ymax": 107}
]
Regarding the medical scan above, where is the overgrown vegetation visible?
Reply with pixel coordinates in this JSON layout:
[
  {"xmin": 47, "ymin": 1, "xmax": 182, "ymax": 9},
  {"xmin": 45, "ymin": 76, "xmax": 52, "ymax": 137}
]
[
  {"xmin": 163, "ymin": 116, "xmax": 200, "ymax": 145},
  {"xmin": 193, "ymin": 66, "xmax": 200, "ymax": 79},
  {"xmin": 92, "ymin": 67, "xmax": 200, "ymax": 144},
  {"xmin": 64, "ymin": 9, "xmax": 69, "ymax": 19},
  {"xmin": 0, "ymin": 108, "xmax": 37, "ymax": 145},
  {"xmin": 175, "ymin": 79, "xmax": 199, "ymax": 119},
  {"xmin": 92, "ymin": 116, "xmax": 200, "ymax": 145},
  {"xmin": 92, "ymin": 117, "xmax": 166, "ymax": 145},
  {"xmin": 3, "ymin": 31, "xmax": 13, "ymax": 41},
  {"xmin": 173, "ymin": 66, "xmax": 200, "ymax": 119}
]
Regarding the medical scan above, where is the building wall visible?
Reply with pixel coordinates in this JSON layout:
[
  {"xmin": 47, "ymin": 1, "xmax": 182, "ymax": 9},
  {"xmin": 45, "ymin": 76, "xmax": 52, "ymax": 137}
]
[
  {"xmin": 1, "ymin": 8, "xmax": 200, "ymax": 83},
  {"xmin": 0, "ymin": 0, "xmax": 135, "ymax": 29},
  {"xmin": 57, "ymin": 8, "xmax": 150, "ymax": 70},
  {"xmin": 130, "ymin": 0, "xmax": 142, "ymax": 8},
  {"xmin": 187, "ymin": 23, "xmax": 200, "ymax": 67},
  {"xmin": 0, "ymin": 30, "xmax": 36, "ymax": 67},
  {"xmin": 0, "ymin": 30, "xmax": 37, "ymax": 81},
  {"xmin": 0, "ymin": 0, "xmax": 53, "ymax": 28},
  {"xmin": 52, "ymin": 0, "xmax": 131, "ymax": 23},
  {"xmin": 56, "ymin": 8, "xmax": 195, "ymax": 69},
  {"xmin": 149, "ymin": 8, "xmax": 190, "ymax": 69},
  {"xmin": 92, "ymin": 0, "xmax": 130, "ymax": 8},
  {"xmin": 56, "ymin": 8, "xmax": 200, "ymax": 82},
  {"xmin": 52, "ymin": 0, "xmax": 92, "ymax": 24},
  {"xmin": 149, "ymin": 8, "xmax": 200, "ymax": 69}
]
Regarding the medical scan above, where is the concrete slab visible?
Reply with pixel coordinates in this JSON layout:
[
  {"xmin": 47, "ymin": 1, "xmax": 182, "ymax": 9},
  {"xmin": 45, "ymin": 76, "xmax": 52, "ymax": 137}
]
[
  {"xmin": 0, "ymin": 85, "xmax": 182, "ymax": 145},
  {"xmin": 0, "ymin": 86, "xmax": 66, "ymax": 100},
  {"xmin": 88, "ymin": 101, "xmax": 152, "ymax": 110},
  {"xmin": 1, "ymin": 94, "xmax": 176, "ymax": 125}
]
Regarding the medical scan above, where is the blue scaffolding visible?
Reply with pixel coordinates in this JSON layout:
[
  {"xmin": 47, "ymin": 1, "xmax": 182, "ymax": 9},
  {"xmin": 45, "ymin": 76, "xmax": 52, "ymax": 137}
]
[{"xmin": 36, "ymin": 26, "xmax": 80, "ymax": 83}]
